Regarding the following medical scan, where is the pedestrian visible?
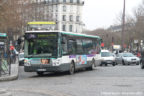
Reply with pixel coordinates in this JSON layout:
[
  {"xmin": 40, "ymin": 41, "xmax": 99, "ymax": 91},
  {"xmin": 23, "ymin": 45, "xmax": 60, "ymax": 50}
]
[{"xmin": 137, "ymin": 51, "xmax": 141, "ymax": 57}]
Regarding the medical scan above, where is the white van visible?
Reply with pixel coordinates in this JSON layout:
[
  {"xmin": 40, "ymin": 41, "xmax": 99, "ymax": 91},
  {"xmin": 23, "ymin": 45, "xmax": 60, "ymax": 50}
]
[{"xmin": 99, "ymin": 50, "xmax": 116, "ymax": 66}]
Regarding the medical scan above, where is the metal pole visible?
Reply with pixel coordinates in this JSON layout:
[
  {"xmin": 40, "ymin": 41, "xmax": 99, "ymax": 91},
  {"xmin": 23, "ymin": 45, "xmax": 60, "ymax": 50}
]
[
  {"xmin": 121, "ymin": 0, "xmax": 126, "ymax": 51},
  {"xmin": 0, "ymin": 57, "xmax": 1, "ymax": 77}
]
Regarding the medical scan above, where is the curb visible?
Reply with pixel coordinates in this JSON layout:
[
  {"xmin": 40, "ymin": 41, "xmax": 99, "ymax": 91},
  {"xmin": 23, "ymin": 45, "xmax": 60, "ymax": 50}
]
[
  {"xmin": 0, "ymin": 74, "xmax": 18, "ymax": 82},
  {"xmin": 0, "ymin": 63, "xmax": 19, "ymax": 82}
]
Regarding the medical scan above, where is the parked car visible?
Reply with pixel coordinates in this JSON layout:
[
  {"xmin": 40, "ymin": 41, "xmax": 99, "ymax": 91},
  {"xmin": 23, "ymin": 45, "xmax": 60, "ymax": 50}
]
[
  {"xmin": 18, "ymin": 52, "xmax": 24, "ymax": 66},
  {"xmin": 100, "ymin": 50, "xmax": 116, "ymax": 66},
  {"xmin": 115, "ymin": 52, "xmax": 140, "ymax": 65}
]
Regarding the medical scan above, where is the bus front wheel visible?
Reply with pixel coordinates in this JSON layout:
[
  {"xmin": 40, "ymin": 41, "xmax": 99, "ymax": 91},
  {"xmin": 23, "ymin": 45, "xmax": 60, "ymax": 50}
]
[
  {"xmin": 69, "ymin": 62, "xmax": 75, "ymax": 75},
  {"xmin": 89, "ymin": 59, "xmax": 95, "ymax": 70},
  {"xmin": 37, "ymin": 72, "xmax": 44, "ymax": 76}
]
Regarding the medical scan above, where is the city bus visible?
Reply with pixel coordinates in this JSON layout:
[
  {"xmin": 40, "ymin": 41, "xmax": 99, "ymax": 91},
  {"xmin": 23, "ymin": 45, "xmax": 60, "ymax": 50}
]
[{"xmin": 24, "ymin": 31, "xmax": 102, "ymax": 75}]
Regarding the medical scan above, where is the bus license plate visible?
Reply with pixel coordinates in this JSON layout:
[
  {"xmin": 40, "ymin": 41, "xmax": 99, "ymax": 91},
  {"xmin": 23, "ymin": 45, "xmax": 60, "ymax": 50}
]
[{"xmin": 37, "ymin": 69, "xmax": 46, "ymax": 71}]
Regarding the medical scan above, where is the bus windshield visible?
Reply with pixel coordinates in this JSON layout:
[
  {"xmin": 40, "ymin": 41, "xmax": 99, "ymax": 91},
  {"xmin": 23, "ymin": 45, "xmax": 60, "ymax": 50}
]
[{"xmin": 24, "ymin": 33, "xmax": 58, "ymax": 58}]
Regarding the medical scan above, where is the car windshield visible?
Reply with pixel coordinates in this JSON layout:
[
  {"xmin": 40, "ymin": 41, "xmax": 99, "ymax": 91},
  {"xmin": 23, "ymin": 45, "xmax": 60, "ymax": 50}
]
[
  {"xmin": 122, "ymin": 53, "xmax": 135, "ymax": 57},
  {"xmin": 101, "ymin": 52, "xmax": 113, "ymax": 57}
]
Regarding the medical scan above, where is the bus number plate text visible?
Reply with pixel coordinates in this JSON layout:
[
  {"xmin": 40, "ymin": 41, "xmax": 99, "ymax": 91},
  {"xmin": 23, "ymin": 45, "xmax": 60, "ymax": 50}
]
[{"xmin": 37, "ymin": 69, "xmax": 46, "ymax": 71}]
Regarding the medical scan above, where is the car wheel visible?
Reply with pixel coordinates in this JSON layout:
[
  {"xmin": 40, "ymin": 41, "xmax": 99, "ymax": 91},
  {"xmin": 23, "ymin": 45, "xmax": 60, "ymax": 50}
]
[
  {"xmin": 136, "ymin": 62, "xmax": 139, "ymax": 65},
  {"xmin": 105, "ymin": 63, "xmax": 108, "ymax": 66},
  {"xmin": 69, "ymin": 62, "xmax": 75, "ymax": 75},
  {"xmin": 112, "ymin": 62, "xmax": 115, "ymax": 66},
  {"xmin": 100, "ymin": 62, "xmax": 103, "ymax": 66},
  {"xmin": 122, "ymin": 60, "xmax": 125, "ymax": 65},
  {"xmin": 88, "ymin": 59, "xmax": 95, "ymax": 70},
  {"xmin": 140, "ymin": 61, "xmax": 144, "ymax": 69}
]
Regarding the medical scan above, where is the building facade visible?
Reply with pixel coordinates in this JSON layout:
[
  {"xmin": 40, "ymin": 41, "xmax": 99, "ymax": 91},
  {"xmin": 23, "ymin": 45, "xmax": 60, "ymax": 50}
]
[{"xmin": 28, "ymin": 0, "xmax": 84, "ymax": 33}]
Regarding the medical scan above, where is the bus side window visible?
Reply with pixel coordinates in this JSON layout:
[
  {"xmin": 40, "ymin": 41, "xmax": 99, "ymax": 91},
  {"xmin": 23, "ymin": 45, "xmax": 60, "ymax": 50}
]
[
  {"xmin": 76, "ymin": 39, "xmax": 84, "ymax": 54},
  {"xmin": 83, "ymin": 40, "xmax": 93, "ymax": 54},
  {"xmin": 95, "ymin": 39, "xmax": 101, "ymax": 54},
  {"xmin": 62, "ymin": 37, "xmax": 68, "ymax": 55},
  {"xmin": 68, "ymin": 39, "xmax": 76, "ymax": 54}
]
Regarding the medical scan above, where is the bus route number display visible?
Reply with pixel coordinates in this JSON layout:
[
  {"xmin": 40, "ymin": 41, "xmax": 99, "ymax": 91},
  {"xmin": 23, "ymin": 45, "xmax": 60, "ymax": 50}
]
[{"xmin": 25, "ymin": 33, "xmax": 57, "ymax": 39}]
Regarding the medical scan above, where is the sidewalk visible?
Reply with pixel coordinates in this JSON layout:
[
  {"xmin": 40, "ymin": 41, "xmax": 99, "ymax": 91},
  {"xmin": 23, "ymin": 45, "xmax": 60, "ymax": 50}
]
[{"xmin": 0, "ymin": 62, "xmax": 19, "ymax": 82}]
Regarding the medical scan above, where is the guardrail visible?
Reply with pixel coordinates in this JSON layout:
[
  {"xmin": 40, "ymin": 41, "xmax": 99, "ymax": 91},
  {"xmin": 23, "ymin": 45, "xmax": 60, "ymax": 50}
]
[{"xmin": 0, "ymin": 54, "xmax": 11, "ymax": 77}]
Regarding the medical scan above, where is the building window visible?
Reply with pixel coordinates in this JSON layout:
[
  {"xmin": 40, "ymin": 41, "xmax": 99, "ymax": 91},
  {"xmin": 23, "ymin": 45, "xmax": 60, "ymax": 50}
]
[
  {"xmin": 76, "ymin": 16, "xmax": 80, "ymax": 22},
  {"xmin": 70, "ymin": 0, "xmax": 73, "ymax": 3},
  {"xmin": 70, "ymin": 15, "xmax": 73, "ymax": 21},
  {"xmin": 69, "ymin": 25, "xmax": 72, "ymax": 32},
  {"xmin": 63, "ymin": 25, "xmax": 66, "ymax": 31},
  {"xmin": 63, "ymin": 0, "xmax": 66, "ymax": 3},
  {"xmin": 56, "ymin": 14, "xmax": 58, "ymax": 21},
  {"xmin": 56, "ymin": 5, "xmax": 58, "ymax": 12},
  {"xmin": 63, "ymin": 15, "xmax": 66, "ymax": 21},
  {"xmin": 63, "ymin": 6, "xmax": 66, "ymax": 12}
]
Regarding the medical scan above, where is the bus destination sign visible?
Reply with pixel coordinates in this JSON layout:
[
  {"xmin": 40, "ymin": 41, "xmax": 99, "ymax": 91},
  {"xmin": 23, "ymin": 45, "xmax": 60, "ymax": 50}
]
[{"xmin": 26, "ymin": 33, "xmax": 57, "ymax": 39}]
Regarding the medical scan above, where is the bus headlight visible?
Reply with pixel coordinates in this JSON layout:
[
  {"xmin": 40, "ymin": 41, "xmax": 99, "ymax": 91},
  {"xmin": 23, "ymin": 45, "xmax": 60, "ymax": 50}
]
[
  {"xmin": 52, "ymin": 59, "xmax": 62, "ymax": 66},
  {"xmin": 24, "ymin": 59, "xmax": 31, "ymax": 66}
]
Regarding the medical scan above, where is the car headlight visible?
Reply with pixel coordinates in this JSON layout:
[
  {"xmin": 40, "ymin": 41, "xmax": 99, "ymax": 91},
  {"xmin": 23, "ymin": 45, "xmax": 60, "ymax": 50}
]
[
  {"xmin": 136, "ymin": 58, "xmax": 140, "ymax": 61},
  {"xmin": 123, "ymin": 58, "xmax": 129, "ymax": 61}
]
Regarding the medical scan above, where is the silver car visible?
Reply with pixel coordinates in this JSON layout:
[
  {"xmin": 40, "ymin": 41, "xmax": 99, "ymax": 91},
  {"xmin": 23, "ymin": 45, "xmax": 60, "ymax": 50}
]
[{"xmin": 115, "ymin": 52, "xmax": 140, "ymax": 65}]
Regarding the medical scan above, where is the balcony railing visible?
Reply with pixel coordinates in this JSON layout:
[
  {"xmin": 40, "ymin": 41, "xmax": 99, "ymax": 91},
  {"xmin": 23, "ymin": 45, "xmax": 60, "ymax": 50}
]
[{"xmin": 40, "ymin": 0, "xmax": 84, "ymax": 5}]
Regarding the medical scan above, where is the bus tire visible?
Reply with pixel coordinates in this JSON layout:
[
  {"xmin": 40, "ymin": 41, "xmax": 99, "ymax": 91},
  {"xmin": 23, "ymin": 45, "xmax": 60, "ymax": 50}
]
[
  {"xmin": 37, "ymin": 72, "xmax": 44, "ymax": 76},
  {"xmin": 89, "ymin": 59, "xmax": 95, "ymax": 70},
  {"xmin": 69, "ymin": 62, "xmax": 75, "ymax": 75}
]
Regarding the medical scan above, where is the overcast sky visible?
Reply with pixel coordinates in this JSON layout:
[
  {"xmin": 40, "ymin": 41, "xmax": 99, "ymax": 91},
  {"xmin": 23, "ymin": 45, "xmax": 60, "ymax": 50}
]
[{"xmin": 83, "ymin": 0, "xmax": 142, "ymax": 30}]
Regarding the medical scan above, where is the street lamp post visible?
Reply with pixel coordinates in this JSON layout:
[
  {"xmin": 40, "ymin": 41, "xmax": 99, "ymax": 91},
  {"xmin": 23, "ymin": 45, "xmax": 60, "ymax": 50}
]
[{"xmin": 121, "ymin": 0, "xmax": 126, "ymax": 51}]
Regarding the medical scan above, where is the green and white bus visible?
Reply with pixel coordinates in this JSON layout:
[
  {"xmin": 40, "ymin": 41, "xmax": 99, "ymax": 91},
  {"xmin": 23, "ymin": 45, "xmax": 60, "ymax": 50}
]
[{"xmin": 24, "ymin": 31, "xmax": 102, "ymax": 75}]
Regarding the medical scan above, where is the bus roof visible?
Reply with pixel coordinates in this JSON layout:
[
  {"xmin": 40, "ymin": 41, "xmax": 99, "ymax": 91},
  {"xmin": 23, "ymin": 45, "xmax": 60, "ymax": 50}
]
[
  {"xmin": 27, "ymin": 21, "xmax": 56, "ymax": 25},
  {"xmin": 25, "ymin": 31, "xmax": 101, "ymax": 39},
  {"xmin": 0, "ymin": 33, "xmax": 7, "ymax": 37}
]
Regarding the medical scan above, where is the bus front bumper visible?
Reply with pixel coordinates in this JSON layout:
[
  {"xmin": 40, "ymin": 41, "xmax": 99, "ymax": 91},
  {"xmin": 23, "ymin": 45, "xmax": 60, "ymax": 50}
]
[{"xmin": 24, "ymin": 64, "xmax": 70, "ymax": 72}]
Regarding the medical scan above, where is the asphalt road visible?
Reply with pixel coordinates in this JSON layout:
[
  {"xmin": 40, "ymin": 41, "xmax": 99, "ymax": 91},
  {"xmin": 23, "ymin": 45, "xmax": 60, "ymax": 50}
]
[{"xmin": 0, "ymin": 65, "xmax": 144, "ymax": 96}]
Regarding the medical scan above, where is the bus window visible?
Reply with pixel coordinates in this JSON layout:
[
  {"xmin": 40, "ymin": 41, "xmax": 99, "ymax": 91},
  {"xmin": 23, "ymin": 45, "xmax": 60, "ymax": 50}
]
[
  {"xmin": 76, "ymin": 39, "xmax": 84, "ymax": 54},
  {"xmin": 96, "ymin": 39, "xmax": 101, "ymax": 54},
  {"xmin": 83, "ymin": 39, "xmax": 93, "ymax": 54},
  {"xmin": 62, "ymin": 37, "xmax": 68, "ymax": 55},
  {"xmin": 68, "ymin": 39, "xmax": 76, "ymax": 54},
  {"xmin": 27, "ymin": 39, "xmax": 58, "ymax": 57}
]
